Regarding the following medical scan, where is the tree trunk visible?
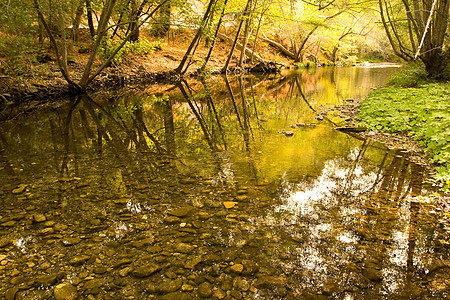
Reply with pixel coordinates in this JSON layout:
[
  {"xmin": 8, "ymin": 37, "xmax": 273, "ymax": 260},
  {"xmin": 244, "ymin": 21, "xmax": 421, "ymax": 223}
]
[
  {"xmin": 218, "ymin": 33, "xmax": 265, "ymax": 63},
  {"xmin": 72, "ymin": 0, "xmax": 84, "ymax": 42},
  {"xmin": 238, "ymin": 0, "xmax": 254, "ymax": 67},
  {"xmin": 86, "ymin": 0, "xmax": 95, "ymax": 38},
  {"xmin": 199, "ymin": 0, "xmax": 229, "ymax": 73},
  {"xmin": 259, "ymin": 34, "xmax": 295, "ymax": 59},
  {"xmin": 175, "ymin": 0, "xmax": 216, "ymax": 74},
  {"xmin": 152, "ymin": 0, "xmax": 171, "ymax": 37}
]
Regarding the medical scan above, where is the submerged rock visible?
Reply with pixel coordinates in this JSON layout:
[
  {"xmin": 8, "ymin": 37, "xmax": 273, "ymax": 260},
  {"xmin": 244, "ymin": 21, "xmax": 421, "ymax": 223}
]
[
  {"xmin": 230, "ymin": 263, "xmax": 244, "ymax": 274},
  {"xmin": 198, "ymin": 282, "xmax": 213, "ymax": 298},
  {"xmin": 223, "ymin": 201, "xmax": 237, "ymax": 209},
  {"xmin": 175, "ymin": 242, "xmax": 195, "ymax": 253},
  {"xmin": 168, "ymin": 206, "xmax": 193, "ymax": 217},
  {"xmin": 33, "ymin": 214, "xmax": 47, "ymax": 223},
  {"xmin": 254, "ymin": 276, "xmax": 287, "ymax": 289},
  {"xmin": 131, "ymin": 263, "xmax": 162, "ymax": 277},
  {"xmin": 0, "ymin": 237, "xmax": 11, "ymax": 248},
  {"xmin": 35, "ymin": 272, "xmax": 64, "ymax": 286},
  {"xmin": 363, "ymin": 267, "xmax": 383, "ymax": 282},
  {"xmin": 5, "ymin": 287, "xmax": 19, "ymax": 300},
  {"xmin": 54, "ymin": 283, "xmax": 78, "ymax": 300},
  {"xmin": 69, "ymin": 255, "xmax": 90, "ymax": 265},
  {"xmin": 158, "ymin": 278, "xmax": 183, "ymax": 293}
]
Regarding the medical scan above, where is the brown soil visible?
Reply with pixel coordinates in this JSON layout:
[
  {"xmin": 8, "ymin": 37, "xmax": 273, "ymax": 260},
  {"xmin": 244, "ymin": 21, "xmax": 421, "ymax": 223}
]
[{"xmin": 0, "ymin": 31, "xmax": 290, "ymax": 104}]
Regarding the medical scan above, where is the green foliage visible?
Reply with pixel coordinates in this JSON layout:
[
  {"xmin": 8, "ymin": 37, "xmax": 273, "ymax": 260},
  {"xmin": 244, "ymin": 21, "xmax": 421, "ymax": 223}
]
[
  {"xmin": 435, "ymin": 165, "xmax": 450, "ymax": 192},
  {"xmin": 0, "ymin": 34, "xmax": 37, "ymax": 76},
  {"xmin": 98, "ymin": 37, "xmax": 165, "ymax": 64},
  {"xmin": 387, "ymin": 62, "xmax": 428, "ymax": 87},
  {"xmin": 358, "ymin": 82, "xmax": 450, "ymax": 188}
]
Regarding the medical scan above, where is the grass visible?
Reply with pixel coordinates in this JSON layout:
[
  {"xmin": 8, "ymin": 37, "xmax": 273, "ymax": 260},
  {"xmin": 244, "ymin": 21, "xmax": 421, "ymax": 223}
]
[{"xmin": 358, "ymin": 64, "xmax": 450, "ymax": 191}]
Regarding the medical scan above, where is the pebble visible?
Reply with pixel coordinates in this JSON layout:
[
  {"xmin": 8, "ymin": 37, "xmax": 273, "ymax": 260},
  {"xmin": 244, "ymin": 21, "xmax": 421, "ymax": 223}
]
[
  {"xmin": 175, "ymin": 242, "xmax": 195, "ymax": 253},
  {"xmin": 223, "ymin": 202, "xmax": 237, "ymax": 209},
  {"xmin": 168, "ymin": 206, "xmax": 193, "ymax": 217},
  {"xmin": 12, "ymin": 184, "xmax": 28, "ymax": 194},
  {"xmin": 230, "ymin": 263, "xmax": 244, "ymax": 274},
  {"xmin": 131, "ymin": 262, "xmax": 161, "ymax": 277},
  {"xmin": 0, "ymin": 237, "xmax": 11, "ymax": 248},
  {"xmin": 33, "ymin": 214, "xmax": 47, "ymax": 223},
  {"xmin": 54, "ymin": 283, "xmax": 78, "ymax": 300},
  {"xmin": 69, "ymin": 255, "xmax": 90, "ymax": 265},
  {"xmin": 198, "ymin": 282, "xmax": 213, "ymax": 298}
]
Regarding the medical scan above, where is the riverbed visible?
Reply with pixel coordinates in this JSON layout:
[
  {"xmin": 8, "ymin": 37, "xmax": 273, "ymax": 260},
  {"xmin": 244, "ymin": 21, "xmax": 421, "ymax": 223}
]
[{"xmin": 1, "ymin": 66, "xmax": 449, "ymax": 299}]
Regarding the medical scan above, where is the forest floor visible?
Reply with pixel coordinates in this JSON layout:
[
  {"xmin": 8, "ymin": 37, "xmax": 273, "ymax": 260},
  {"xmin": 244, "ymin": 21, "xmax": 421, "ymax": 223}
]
[{"xmin": 0, "ymin": 31, "xmax": 290, "ymax": 102}]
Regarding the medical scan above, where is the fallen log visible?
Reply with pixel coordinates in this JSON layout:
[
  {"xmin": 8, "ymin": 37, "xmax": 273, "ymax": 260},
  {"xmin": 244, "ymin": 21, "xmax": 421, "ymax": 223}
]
[
  {"xmin": 246, "ymin": 61, "xmax": 282, "ymax": 73},
  {"xmin": 217, "ymin": 32, "xmax": 265, "ymax": 63},
  {"xmin": 258, "ymin": 35, "xmax": 295, "ymax": 59},
  {"xmin": 335, "ymin": 127, "xmax": 367, "ymax": 133}
]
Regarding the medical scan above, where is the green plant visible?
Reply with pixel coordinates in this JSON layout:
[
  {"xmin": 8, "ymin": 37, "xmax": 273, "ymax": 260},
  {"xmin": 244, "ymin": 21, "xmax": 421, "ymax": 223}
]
[
  {"xmin": 387, "ymin": 62, "xmax": 428, "ymax": 87},
  {"xmin": 0, "ymin": 34, "xmax": 36, "ymax": 76},
  {"xmin": 435, "ymin": 165, "xmax": 450, "ymax": 192},
  {"xmin": 358, "ymin": 82, "xmax": 450, "ymax": 164},
  {"xmin": 98, "ymin": 37, "xmax": 165, "ymax": 64}
]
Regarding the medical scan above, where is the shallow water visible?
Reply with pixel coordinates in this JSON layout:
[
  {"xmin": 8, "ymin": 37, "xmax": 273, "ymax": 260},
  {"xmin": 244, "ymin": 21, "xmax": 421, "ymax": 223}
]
[{"xmin": 1, "ymin": 66, "xmax": 449, "ymax": 299}]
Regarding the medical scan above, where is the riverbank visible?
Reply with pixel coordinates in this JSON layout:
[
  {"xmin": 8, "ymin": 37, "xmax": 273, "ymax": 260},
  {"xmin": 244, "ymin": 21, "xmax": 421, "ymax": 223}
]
[{"xmin": 0, "ymin": 33, "xmax": 291, "ymax": 105}]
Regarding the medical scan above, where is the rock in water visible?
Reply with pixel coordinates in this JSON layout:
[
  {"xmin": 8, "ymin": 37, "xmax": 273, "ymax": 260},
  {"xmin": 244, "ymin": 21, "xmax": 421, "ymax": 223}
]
[
  {"xmin": 168, "ymin": 206, "xmax": 193, "ymax": 217},
  {"xmin": 131, "ymin": 263, "xmax": 162, "ymax": 277},
  {"xmin": 198, "ymin": 282, "xmax": 213, "ymax": 298},
  {"xmin": 54, "ymin": 283, "xmax": 78, "ymax": 300}
]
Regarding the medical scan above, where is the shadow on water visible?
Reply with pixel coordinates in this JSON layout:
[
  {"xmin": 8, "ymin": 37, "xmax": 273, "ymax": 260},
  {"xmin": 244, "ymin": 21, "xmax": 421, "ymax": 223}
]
[{"xmin": 0, "ymin": 66, "xmax": 448, "ymax": 299}]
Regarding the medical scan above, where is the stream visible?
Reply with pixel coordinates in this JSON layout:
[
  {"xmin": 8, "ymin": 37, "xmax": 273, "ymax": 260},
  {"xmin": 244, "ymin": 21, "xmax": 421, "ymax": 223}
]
[{"xmin": 1, "ymin": 65, "xmax": 449, "ymax": 299}]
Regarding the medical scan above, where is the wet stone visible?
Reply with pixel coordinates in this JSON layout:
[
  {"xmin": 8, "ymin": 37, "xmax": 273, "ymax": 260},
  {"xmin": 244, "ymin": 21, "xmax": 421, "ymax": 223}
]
[
  {"xmin": 242, "ymin": 259, "xmax": 259, "ymax": 275},
  {"xmin": 113, "ymin": 258, "xmax": 133, "ymax": 268},
  {"xmin": 33, "ymin": 213, "xmax": 47, "ymax": 223},
  {"xmin": 230, "ymin": 263, "xmax": 244, "ymax": 274},
  {"xmin": 158, "ymin": 278, "xmax": 183, "ymax": 293},
  {"xmin": 233, "ymin": 277, "xmax": 250, "ymax": 291},
  {"xmin": 198, "ymin": 281, "xmax": 213, "ymax": 298},
  {"xmin": 54, "ymin": 223, "xmax": 68, "ymax": 231},
  {"xmin": 0, "ymin": 237, "xmax": 11, "ymax": 248},
  {"xmin": 322, "ymin": 278, "xmax": 340, "ymax": 295},
  {"xmin": 131, "ymin": 263, "xmax": 161, "ymax": 277},
  {"xmin": 223, "ymin": 201, "xmax": 237, "ymax": 209},
  {"xmin": 5, "ymin": 287, "xmax": 19, "ymax": 300},
  {"xmin": 254, "ymin": 276, "xmax": 287, "ymax": 289},
  {"xmin": 54, "ymin": 283, "xmax": 78, "ymax": 300},
  {"xmin": 168, "ymin": 206, "xmax": 193, "ymax": 217},
  {"xmin": 35, "ymin": 272, "xmax": 64, "ymax": 287},
  {"xmin": 69, "ymin": 255, "xmax": 90, "ymax": 265},
  {"xmin": 235, "ymin": 195, "xmax": 249, "ymax": 202},
  {"xmin": 160, "ymin": 291, "xmax": 193, "ymax": 300},
  {"xmin": 213, "ymin": 288, "xmax": 227, "ymax": 299},
  {"xmin": 182, "ymin": 284, "xmax": 194, "ymax": 292},
  {"xmin": 165, "ymin": 216, "xmax": 181, "ymax": 224},
  {"xmin": 184, "ymin": 257, "xmax": 202, "ymax": 269},
  {"xmin": 61, "ymin": 237, "xmax": 81, "ymax": 246},
  {"xmin": 12, "ymin": 184, "xmax": 28, "ymax": 194},
  {"xmin": 202, "ymin": 253, "xmax": 221, "ymax": 265},
  {"xmin": 93, "ymin": 266, "xmax": 108, "ymax": 274},
  {"xmin": 84, "ymin": 278, "xmax": 105, "ymax": 294},
  {"xmin": 221, "ymin": 249, "xmax": 237, "ymax": 262},
  {"xmin": 363, "ymin": 267, "xmax": 383, "ymax": 282},
  {"xmin": 131, "ymin": 237, "xmax": 155, "ymax": 248},
  {"xmin": 175, "ymin": 242, "xmax": 195, "ymax": 253}
]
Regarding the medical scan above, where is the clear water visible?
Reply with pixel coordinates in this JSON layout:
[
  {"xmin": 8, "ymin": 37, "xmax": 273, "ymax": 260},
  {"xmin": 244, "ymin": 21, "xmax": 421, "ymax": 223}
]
[{"xmin": 0, "ymin": 66, "xmax": 448, "ymax": 299}]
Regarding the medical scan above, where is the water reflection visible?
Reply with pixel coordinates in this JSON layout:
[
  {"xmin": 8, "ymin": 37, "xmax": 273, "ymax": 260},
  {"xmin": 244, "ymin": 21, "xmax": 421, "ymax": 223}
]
[{"xmin": 0, "ymin": 67, "xmax": 448, "ymax": 299}]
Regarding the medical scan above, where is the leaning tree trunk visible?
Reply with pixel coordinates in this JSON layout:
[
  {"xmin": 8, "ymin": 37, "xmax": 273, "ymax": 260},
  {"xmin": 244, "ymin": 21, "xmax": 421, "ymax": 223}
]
[{"xmin": 238, "ymin": 0, "xmax": 254, "ymax": 67}]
